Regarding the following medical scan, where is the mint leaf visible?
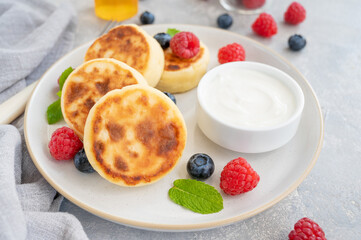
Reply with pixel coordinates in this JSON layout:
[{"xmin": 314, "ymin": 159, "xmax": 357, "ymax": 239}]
[
  {"xmin": 168, "ymin": 179, "xmax": 223, "ymax": 214},
  {"xmin": 167, "ymin": 28, "xmax": 181, "ymax": 37},
  {"xmin": 46, "ymin": 67, "xmax": 73, "ymax": 124},
  {"xmin": 58, "ymin": 67, "xmax": 73, "ymax": 90},
  {"xmin": 46, "ymin": 99, "xmax": 62, "ymax": 124}
]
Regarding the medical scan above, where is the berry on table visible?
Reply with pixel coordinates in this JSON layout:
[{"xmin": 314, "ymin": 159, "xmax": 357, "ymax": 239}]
[
  {"xmin": 187, "ymin": 153, "xmax": 215, "ymax": 180},
  {"xmin": 74, "ymin": 149, "xmax": 95, "ymax": 173},
  {"xmin": 48, "ymin": 127, "xmax": 83, "ymax": 161},
  {"xmin": 289, "ymin": 217, "xmax": 326, "ymax": 240},
  {"xmin": 220, "ymin": 157, "xmax": 260, "ymax": 195},
  {"xmin": 154, "ymin": 33, "xmax": 172, "ymax": 49},
  {"xmin": 288, "ymin": 34, "xmax": 306, "ymax": 51},
  {"xmin": 217, "ymin": 13, "xmax": 233, "ymax": 29},
  {"xmin": 284, "ymin": 2, "xmax": 306, "ymax": 25},
  {"xmin": 252, "ymin": 12, "xmax": 277, "ymax": 38},
  {"xmin": 140, "ymin": 11, "xmax": 155, "ymax": 24},
  {"xmin": 218, "ymin": 43, "xmax": 245, "ymax": 64},
  {"xmin": 170, "ymin": 32, "xmax": 200, "ymax": 59},
  {"xmin": 163, "ymin": 92, "xmax": 176, "ymax": 104},
  {"xmin": 242, "ymin": 0, "xmax": 266, "ymax": 9}
]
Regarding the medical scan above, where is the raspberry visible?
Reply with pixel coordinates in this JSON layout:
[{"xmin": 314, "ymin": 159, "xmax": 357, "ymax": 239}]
[
  {"xmin": 284, "ymin": 2, "xmax": 306, "ymax": 25},
  {"xmin": 48, "ymin": 127, "xmax": 83, "ymax": 161},
  {"xmin": 289, "ymin": 218, "xmax": 326, "ymax": 240},
  {"xmin": 220, "ymin": 157, "xmax": 260, "ymax": 195},
  {"xmin": 252, "ymin": 13, "xmax": 277, "ymax": 38},
  {"xmin": 170, "ymin": 32, "xmax": 200, "ymax": 59},
  {"xmin": 218, "ymin": 43, "xmax": 245, "ymax": 64},
  {"xmin": 242, "ymin": 0, "xmax": 266, "ymax": 9}
]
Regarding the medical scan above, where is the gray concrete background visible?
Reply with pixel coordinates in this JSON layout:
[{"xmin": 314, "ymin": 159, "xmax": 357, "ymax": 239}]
[{"xmin": 55, "ymin": 0, "xmax": 361, "ymax": 239}]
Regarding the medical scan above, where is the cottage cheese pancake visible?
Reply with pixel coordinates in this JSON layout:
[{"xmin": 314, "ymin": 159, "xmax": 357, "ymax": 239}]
[
  {"xmin": 85, "ymin": 24, "xmax": 164, "ymax": 87},
  {"xmin": 155, "ymin": 42, "xmax": 210, "ymax": 93},
  {"xmin": 61, "ymin": 58, "xmax": 147, "ymax": 139},
  {"xmin": 83, "ymin": 85, "xmax": 187, "ymax": 187}
]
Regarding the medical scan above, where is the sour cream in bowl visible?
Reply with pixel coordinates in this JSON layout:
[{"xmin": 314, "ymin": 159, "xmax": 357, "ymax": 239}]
[{"xmin": 197, "ymin": 61, "xmax": 304, "ymax": 153}]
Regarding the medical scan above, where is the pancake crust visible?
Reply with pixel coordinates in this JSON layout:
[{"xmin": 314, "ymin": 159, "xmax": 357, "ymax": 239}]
[
  {"xmin": 61, "ymin": 58, "xmax": 147, "ymax": 139},
  {"xmin": 83, "ymin": 85, "xmax": 187, "ymax": 187},
  {"xmin": 155, "ymin": 42, "xmax": 210, "ymax": 93},
  {"xmin": 84, "ymin": 24, "xmax": 164, "ymax": 87}
]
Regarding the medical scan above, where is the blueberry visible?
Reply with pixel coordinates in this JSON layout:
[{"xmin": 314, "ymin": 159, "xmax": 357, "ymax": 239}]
[
  {"xmin": 187, "ymin": 153, "xmax": 215, "ymax": 180},
  {"xmin": 74, "ymin": 149, "xmax": 95, "ymax": 173},
  {"xmin": 140, "ymin": 11, "xmax": 155, "ymax": 24},
  {"xmin": 154, "ymin": 33, "xmax": 172, "ymax": 49},
  {"xmin": 163, "ymin": 92, "xmax": 176, "ymax": 104},
  {"xmin": 288, "ymin": 34, "xmax": 306, "ymax": 51},
  {"xmin": 217, "ymin": 13, "xmax": 233, "ymax": 29}
]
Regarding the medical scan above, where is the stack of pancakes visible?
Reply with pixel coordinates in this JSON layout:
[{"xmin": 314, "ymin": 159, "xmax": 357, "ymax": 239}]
[{"xmin": 61, "ymin": 24, "xmax": 209, "ymax": 187}]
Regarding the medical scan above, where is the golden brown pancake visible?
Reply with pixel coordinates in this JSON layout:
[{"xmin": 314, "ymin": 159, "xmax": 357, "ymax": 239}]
[
  {"xmin": 84, "ymin": 24, "xmax": 164, "ymax": 87},
  {"xmin": 61, "ymin": 58, "xmax": 147, "ymax": 139},
  {"xmin": 83, "ymin": 85, "xmax": 187, "ymax": 187},
  {"xmin": 155, "ymin": 42, "xmax": 210, "ymax": 93}
]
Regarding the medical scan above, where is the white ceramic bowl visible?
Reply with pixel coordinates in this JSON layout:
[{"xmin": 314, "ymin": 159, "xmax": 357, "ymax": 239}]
[{"xmin": 197, "ymin": 61, "xmax": 305, "ymax": 153}]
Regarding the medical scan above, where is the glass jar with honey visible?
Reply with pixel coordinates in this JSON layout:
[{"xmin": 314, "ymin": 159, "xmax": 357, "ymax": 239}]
[{"xmin": 94, "ymin": 0, "xmax": 138, "ymax": 21}]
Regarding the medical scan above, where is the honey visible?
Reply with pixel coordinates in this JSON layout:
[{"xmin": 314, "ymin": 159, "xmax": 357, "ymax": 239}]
[{"xmin": 94, "ymin": 0, "xmax": 138, "ymax": 21}]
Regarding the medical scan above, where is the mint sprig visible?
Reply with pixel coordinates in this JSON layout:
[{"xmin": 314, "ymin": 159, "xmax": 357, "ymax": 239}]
[
  {"xmin": 46, "ymin": 67, "xmax": 73, "ymax": 124},
  {"xmin": 58, "ymin": 67, "xmax": 73, "ymax": 90},
  {"xmin": 167, "ymin": 28, "xmax": 181, "ymax": 37},
  {"xmin": 168, "ymin": 179, "xmax": 223, "ymax": 214},
  {"xmin": 46, "ymin": 99, "xmax": 62, "ymax": 124}
]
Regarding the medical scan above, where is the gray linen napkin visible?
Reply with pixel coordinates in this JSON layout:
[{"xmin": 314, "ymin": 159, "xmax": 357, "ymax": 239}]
[
  {"xmin": 0, "ymin": 0, "xmax": 76, "ymax": 103},
  {"xmin": 0, "ymin": 125, "xmax": 88, "ymax": 240},
  {"xmin": 0, "ymin": 0, "xmax": 89, "ymax": 239}
]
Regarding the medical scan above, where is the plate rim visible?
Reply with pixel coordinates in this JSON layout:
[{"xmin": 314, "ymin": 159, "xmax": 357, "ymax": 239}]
[{"xmin": 24, "ymin": 24, "xmax": 324, "ymax": 231}]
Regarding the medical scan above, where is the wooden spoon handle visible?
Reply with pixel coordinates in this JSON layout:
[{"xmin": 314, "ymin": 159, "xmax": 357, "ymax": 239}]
[{"xmin": 0, "ymin": 80, "xmax": 38, "ymax": 124}]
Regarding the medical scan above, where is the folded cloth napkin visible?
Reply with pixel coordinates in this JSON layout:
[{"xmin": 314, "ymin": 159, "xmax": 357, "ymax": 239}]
[
  {"xmin": 0, "ymin": 0, "xmax": 76, "ymax": 103},
  {"xmin": 0, "ymin": 0, "xmax": 89, "ymax": 239},
  {"xmin": 0, "ymin": 125, "xmax": 89, "ymax": 240}
]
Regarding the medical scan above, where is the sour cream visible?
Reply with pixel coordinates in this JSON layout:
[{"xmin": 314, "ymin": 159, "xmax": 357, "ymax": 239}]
[{"xmin": 203, "ymin": 68, "xmax": 296, "ymax": 128}]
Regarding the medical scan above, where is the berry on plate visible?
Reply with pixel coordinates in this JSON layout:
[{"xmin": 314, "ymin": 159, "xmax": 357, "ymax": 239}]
[
  {"xmin": 187, "ymin": 153, "xmax": 215, "ymax": 180},
  {"xmin": 284, "ymin": 2, "xmax": 306, "ymax": 25},
  {"xmin": 242, "ymin": 0, "xmax": 266, "ymax": 9},
  {"xmin": 140, "ymin": 11, "xmax": 155, "ymax": 24},
  {"xmin": 217, "ymin": 13, "xmax": 233, "ymax": 29},
  {"xmin": 74, "ymin": 149, "xmax": 95, "ymax": 173},
  {"xmin": 218, "ymin": 43, "xmax": 245, "ymax": 64},
  {"xmin": 252, "ymin": 12, "xmax": 277, "ymax": 37},
  {"xmin": 170, "ymin": 32, "xmax": 200, "ymax": 59},
  {"xmin": 154, "ymin": 32, "xmax": 172, "ymax": 49},
  {"xmin": 220, "ymin": 157, "xmax": 260, "ymax": 195},
  {"xmin": 289, "ymin": 217, "xmax": 326, "ymax": 240},
  {"xmin": 48, "ymin": 127, "xmax": 83, "ymax": 161},
  {"xmin": 163, "ymin": 92, "xmax": 176, "ymax": 104},
  {"xmin": 288, "ymin": 34, "xmax": 306, "ymax": 51}
]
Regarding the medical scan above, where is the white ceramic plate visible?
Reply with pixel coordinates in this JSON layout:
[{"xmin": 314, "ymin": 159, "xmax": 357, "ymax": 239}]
[{"xmin": 24, "ymin": 24, "xmax": 323, "ymax": 231}]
